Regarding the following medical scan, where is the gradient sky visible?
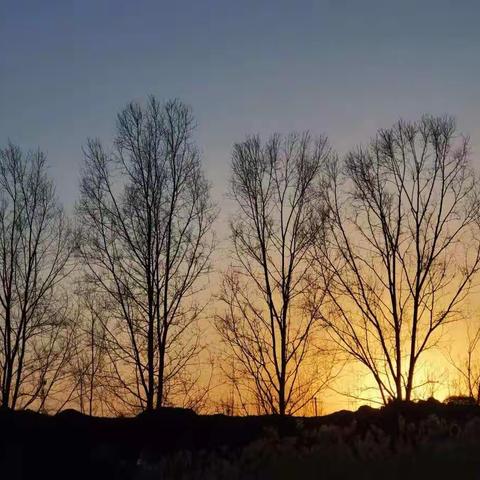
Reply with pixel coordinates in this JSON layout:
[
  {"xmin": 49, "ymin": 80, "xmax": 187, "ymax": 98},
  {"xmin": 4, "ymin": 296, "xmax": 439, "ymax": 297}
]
[
  {"xmin": 1, "ymin": 0, "xmax": 480, "ymax": 412},
  {"xmin": 1, "ymin": 0, "xmax": 479, "ymax": 210}
]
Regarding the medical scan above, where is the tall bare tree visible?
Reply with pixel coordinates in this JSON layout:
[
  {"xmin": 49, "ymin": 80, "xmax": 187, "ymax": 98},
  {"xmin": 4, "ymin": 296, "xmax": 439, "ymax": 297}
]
[
  {"xmin": 216, "ymin": 133, "xmax": 332, "ymax": 415},
  {"xmin": 314, "ymin": 116, "xmax": 480, "ymax": 403},
  {"xmin": 77, "ymin": 97, "xmax": 216, "ymax": 412},
  {"xmin": 0, "ymin": 143, "xmax": 73, "ymax": 410}
]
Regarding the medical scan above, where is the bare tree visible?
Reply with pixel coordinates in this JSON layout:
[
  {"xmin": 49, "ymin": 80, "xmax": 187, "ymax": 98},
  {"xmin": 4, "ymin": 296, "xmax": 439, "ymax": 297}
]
[
  {"xmin": 77, "ymin": 97, "xmax": 216, "ymax": 412},
  {"xmin": 0, "ymin": 143, "xmax": 73, "ymax": 410},
  {"xmin": 216, "ymin": 133, "xmax": 332, "ymax": 416},
  {"xmin": 59, "ymin": 288, "xmax": 109, "ymax": 416},
  {"xmin": 446, "ymin": 321, "xmax": 480, "ymax": 403},
  {"xmin": 314, "ymin": 115, "xmax": 480, "ymax": 403}
]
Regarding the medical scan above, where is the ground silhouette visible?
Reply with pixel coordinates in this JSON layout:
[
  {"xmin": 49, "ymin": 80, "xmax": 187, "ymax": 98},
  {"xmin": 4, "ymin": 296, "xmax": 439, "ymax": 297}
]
[{"xmin": 1, "ymin": 400, "xmax": 480, "ymax": 479}]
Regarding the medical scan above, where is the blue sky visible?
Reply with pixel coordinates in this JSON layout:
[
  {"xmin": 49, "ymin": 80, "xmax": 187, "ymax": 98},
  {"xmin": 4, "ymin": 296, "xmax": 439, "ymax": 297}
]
[{"xmin": 1, "ymin": 0, "xmax": 479, "ymax": 209}]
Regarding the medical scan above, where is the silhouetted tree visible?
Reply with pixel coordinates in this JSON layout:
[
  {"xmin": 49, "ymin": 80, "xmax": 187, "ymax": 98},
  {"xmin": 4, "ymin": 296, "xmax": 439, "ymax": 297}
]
[
  {"xmin": 216, "ymin": 133, "xmax": 332, "ymax": 415},
  {"xmin": 60, "ymin": 288, "xmax": 109, "ymax": 415},
  {"xmin": 0, "ymin": 143, "xmax": 74, "ymax": 409},
  {"xmin": 447, "ymin": 321, "xmax": 480, "ymax": 404},
  {"xmin": 77, "ymin": 97, "xmax": 216, "ymax": 412},
  {"xmin": 314, "ymin": 116, "xmax": 480, "ymax": 403}
]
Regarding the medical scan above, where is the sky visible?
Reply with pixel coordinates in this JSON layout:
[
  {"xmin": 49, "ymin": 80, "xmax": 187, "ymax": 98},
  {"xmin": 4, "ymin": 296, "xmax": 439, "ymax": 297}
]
[
  {"xmin": 1, "ymin": 0, "xmax": 479, "ymax": 212},
  {"xmin": 1, "ymin": 0, "xmax": 480, "ymax": 411}
]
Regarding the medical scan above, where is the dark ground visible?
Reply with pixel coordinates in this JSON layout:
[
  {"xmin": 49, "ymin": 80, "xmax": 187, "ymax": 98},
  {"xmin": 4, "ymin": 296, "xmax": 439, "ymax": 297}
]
[{"xmin": 1, "ymin": 399, "xmax": 480, "ymax": 479}]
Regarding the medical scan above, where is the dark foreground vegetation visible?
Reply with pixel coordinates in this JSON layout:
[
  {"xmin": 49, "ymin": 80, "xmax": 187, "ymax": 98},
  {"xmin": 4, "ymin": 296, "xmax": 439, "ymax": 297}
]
[{"xmin": 2, "ymin": 400, "xmax": 480, "ymax": 479}]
